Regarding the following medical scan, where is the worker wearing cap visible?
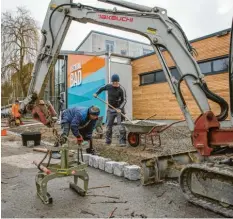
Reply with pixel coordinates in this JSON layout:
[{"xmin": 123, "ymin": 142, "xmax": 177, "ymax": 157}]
[
  {"xmin": 58, "ymin": 105, "xmax": 100, "ymax": 154},
  {"xmin": 93, "ymin": 74, "xmax": 127, "ymax": 146},
  {"xmin": 11, "ymin": 100, "xmax": 23, "ymax": 125}
]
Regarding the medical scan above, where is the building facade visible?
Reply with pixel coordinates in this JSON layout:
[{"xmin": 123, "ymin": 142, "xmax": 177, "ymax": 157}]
[
  {"xmin": 49, "ymin": 28, "xmax": 231, "ymax": 121},
  {"xmin": 131, "ymin": 28, "xmax": 231, "ymax": 120},
  {"xmin": 76, "ymin": 31, "xmax": 154, "ymax": 57}
]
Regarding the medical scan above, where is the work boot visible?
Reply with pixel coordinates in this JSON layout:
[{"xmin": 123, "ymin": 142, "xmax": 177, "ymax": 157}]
[
  {"xmin": 119, "ymin": 141, "xmax": 126, "ymax": 147},
  {"xmin": 105, "ymin": 140, "xmax": 111, "ymax": 145}
]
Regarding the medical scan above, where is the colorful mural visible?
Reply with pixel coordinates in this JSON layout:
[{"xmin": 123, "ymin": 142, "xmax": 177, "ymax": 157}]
[{"xmin": 67, "ymin": 55, "xmax": 106, "ymax": 121}]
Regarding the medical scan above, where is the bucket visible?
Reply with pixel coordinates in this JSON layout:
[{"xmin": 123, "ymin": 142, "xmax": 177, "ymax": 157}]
[
  {"xmin": 21, "ymin": 132, "xmax": 41, "ymax": 147},
  {"xmin": 1, "ymin": 129, "xmax": 7, "ymax": 136}
]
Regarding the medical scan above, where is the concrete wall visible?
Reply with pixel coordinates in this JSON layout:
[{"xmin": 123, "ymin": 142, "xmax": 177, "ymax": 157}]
[{"xmin": 78, "ymin": 36, "xmax": 92, "ymax": 52}]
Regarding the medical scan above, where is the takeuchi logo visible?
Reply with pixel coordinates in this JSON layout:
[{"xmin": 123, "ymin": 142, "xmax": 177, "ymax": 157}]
[{"xmin": 98, "ymin": 14, "xmax": 133, "ymax": 22}]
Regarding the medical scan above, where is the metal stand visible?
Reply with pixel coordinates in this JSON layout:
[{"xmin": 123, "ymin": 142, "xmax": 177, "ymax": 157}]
[{"xmin": 34, "ymin": 143, "xmax": 89, "ymax": 204}]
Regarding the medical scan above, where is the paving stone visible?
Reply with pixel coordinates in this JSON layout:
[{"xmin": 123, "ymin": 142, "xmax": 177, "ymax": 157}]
[
  {"xmin": 124, "ymin": 165, "xmax": 141, "ymax": 181},
  {"xmin": 89, "ymin": 155, "xmax": 99, "ymax": 167},
  {"xmin": 93, "ymin": 156, "xmax": 100, "ymax": 169},
  {"xmin": 105, "ymin": 161, "xmax": 118, "ymax": 174},
  {"xmin": 113, "ymin": 162, "xmax": 128, "ymax": 177},
  {"xmin": 98, "ymin": 157, "xmax": 111, "ymax": 170}
]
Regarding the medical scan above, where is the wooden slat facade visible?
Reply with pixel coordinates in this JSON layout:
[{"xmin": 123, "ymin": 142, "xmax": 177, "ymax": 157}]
[{"xmin": 131, "ymin": 31, "xmax": 230, "ymax": 120}]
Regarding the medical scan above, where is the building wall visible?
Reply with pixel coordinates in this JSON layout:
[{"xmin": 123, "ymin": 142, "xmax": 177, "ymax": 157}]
[
  {"xmin": 78, "ymin": 32, "xmax": 153, "ymax": 57},
  {"xmin": 77, "ymin": 36, "xmax": 92, "ymax": 52},
  {"xmin": 131, "ymin": 32, "xmax": 230, "ymax": 120}
]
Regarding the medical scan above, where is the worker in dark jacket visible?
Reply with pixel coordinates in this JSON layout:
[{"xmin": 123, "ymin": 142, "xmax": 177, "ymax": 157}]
[
  {"xmin": 93, "ymin": 74, "xmax": 127, "ymax": 146},
  {"xmin": 59, "ymin": 105, "xmax": 100, "ymax": 154}
]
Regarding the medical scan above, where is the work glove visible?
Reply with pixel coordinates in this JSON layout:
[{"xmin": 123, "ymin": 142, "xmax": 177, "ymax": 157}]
[
  {"xmin": 93, "ymin": 93, "xmax": 98, "ymax": 98},
  {"xmin": 77, "ymin": 135, "xmax": 84, "ymax": 145}
]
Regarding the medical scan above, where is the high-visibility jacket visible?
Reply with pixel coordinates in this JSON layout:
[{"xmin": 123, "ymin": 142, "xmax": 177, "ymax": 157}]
[{"xmin": 11, "ymin": 104, "xmax": 21, "ymax": 118}]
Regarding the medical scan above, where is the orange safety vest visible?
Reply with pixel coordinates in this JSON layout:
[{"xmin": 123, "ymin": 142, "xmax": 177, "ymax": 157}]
[{"xmin": 11, "ymin": 104, "xmax": 21, "ymax": 118}]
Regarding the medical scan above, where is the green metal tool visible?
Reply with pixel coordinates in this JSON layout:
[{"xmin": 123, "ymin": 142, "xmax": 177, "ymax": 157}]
[{"xmin": 33, "ymin": 140, "xmax": 89, "ymax": 204}]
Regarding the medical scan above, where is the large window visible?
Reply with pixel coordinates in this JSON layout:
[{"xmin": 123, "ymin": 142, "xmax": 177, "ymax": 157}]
[
  {"xmin": 54, "ymin": 58, "xmax": 66, "ymax": 112},
  {"xmin": 141, "ymin": 73, "xmax": 155, "ymax": 85},
  {"xmin": 213, "ymin": 58, "xmax": 229, "ymax": 72},
  {"xmin": 199, "ymin": 57, "xmax": 229, "ymax": 75},
  {"xmin": 199, "ymin": 61, "xmax": 212, "ymax": 74},
  {"xmin": 143, "ymin": 48, "xmax": 153, "ymax": 55},
  {"xmin": 121, "ymin": 50, "xmax": 127, "ymax": 56},
  {"xmin": 105, "ymin": 40, "xmax": 114, "ymax": 53},
  {"xmin": 170, "ymin": 68, "xmax": 181, "ymax": 80},
  {"xmin": 155, "ymin": 71, "xmax": 166, "ymax": 82},
  {"xmin": 140, "ymin": 56, "xmax": 229, "ymax": 85}
]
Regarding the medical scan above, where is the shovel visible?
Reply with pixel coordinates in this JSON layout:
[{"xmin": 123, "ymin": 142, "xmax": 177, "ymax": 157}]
[
  {"xmin": 95, "ymin": 96, "xmax": 134, "ymax": 124},
  {"xmin": 96, "ymin": 96, "xmax": 157, "ymax": 125}
]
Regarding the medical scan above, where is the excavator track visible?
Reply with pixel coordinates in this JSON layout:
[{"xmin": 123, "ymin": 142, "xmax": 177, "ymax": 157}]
[{"xmin": 180, "ymin": 163, "xmax": 233, "ymax": 217}]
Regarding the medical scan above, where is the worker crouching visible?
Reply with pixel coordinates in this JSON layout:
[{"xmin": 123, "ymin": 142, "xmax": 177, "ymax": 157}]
[{"xmin": 58, "ymin": 106, "xmax": 100, "ymax": 155}]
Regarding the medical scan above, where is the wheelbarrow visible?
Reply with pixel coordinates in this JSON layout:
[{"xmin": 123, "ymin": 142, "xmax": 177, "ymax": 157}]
[
  {"xmin": 122, "ymin": 120, "xmax": 167, "ymax": 149},
  {"xmin": 122, "ymin": 120, "xmax": 185, "ymax": 150}
]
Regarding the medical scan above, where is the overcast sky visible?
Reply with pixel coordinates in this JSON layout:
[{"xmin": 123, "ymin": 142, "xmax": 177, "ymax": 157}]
[{"xmin": 1, "ymin": 0, "xmax": 233, "ymax": 50}]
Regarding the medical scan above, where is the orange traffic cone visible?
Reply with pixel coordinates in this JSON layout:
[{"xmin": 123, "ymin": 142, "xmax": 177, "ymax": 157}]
[{"xmin": 1, "ymin": 129, "xmax": 7, "ymax": 136}]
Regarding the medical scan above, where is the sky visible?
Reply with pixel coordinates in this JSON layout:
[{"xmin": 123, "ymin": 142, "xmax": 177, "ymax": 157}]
[{"xmin": 1, "ymin": 0, "xmax": 233, "ymax": 51}]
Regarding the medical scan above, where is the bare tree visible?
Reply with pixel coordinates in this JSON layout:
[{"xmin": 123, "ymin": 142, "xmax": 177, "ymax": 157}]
[{"xmin": 1, "ymin": 7, "xmax": 39, "ymax": 97}]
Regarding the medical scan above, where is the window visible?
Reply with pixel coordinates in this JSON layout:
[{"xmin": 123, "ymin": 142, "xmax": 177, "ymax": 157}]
[
  {"xmin": 213, "ymin": 57, "xmax": 229, "ymax": 72},
  {"xmin": 140, "ymin": 56, "xmax": 229, "ymax": 86},
  {"xmin": 199, "ymin": 61, "xmax": 212, "ymax": 74},
  {"xmin": 121, "ymin": 50, "xmax": 127, "ymax": 56},
  {"xmin": 141, "ymin": 73, "xmax": 155, "ymax": 84},
  {"xmin": 143, "ymin": 48, "xmax": 153, "ymax": 55},
  {"xmin": 171, "ymin": 68, "xmax": 181, "ymax": 80},
  {"xmin": 155, "ymin": 71, "xmax": 166, "ymax": 82},
  {"xmin": 105, "ymin": 40, "xmax": 114, "ymax": 52}
]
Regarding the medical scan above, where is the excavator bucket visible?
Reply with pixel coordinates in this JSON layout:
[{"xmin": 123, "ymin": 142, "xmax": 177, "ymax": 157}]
[
  {"xmin": 32, "ymin": 100, "xmax": 57, "ymax": 128},
  {"xmin": 141, "ymin": 151, "xmax": 203, "ymax": 185}
]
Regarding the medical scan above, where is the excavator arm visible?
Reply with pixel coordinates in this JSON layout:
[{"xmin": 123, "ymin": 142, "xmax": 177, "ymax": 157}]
[{"xmin": 23, "ymin": 0, "xmax": 232, "ymax": 154}]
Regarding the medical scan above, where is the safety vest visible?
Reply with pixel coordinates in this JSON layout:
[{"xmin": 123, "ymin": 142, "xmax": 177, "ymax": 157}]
[{"xmin": 11, "ymin": 104, "xmax": 21, "ymax": 118}]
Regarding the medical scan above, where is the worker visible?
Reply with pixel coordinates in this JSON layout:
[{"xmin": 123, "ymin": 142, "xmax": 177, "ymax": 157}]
[
  {"xmin": 11, "ymin": 100, "xmax": 23, "ymax": 125},
  {"xmin": 57, "ymin": 105, "xmax": 100, "ymax": 154},
  {"xmin": 93, "ymin": 74, "xmax": 127, "ymax": 146},
  {"xmin": 57, "ymin": 96, "xmax": 65, "ymax": 124}
]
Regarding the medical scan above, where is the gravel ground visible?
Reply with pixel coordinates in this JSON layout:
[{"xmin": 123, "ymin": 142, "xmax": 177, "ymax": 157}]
[{"xmin": 8, "ymin": 121, "xmax": 194, "ymax": 167}]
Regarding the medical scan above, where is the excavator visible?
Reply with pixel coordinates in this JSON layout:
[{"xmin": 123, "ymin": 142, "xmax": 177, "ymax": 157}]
[{"xmin": 18, "ymin": 0, "xmax": 233, "ymax": 216}]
